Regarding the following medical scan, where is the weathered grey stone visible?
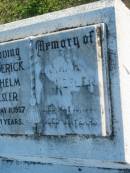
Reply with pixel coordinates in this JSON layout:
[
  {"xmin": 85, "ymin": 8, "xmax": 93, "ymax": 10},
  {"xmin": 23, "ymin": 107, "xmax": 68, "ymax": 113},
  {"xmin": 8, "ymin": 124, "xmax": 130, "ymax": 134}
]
[
  {"xmin": 0, "ymin": 23, "xmax": 111, "ymax": 136},
  {"xmin": 33, "ymin": 23, "xmax": 110, "ymax": 136},
  {"xmin": 0, "ymin": 0, "xmax": 129, "ymax": 172}
]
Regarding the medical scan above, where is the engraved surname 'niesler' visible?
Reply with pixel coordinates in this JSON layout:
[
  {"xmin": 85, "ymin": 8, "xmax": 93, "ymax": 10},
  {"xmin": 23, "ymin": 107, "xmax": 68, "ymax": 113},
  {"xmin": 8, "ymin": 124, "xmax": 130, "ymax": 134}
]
[{"xmin": 0, "ymin": 92, "xmax": 18, "ymax": 102}]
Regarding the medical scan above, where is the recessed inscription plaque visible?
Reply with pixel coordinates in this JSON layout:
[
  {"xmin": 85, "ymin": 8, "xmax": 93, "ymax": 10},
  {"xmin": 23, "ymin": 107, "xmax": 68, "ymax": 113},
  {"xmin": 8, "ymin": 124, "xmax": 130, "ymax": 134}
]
[
  {"xmin": 0, "ymin": 24, "xmax": 111, "ymax": 136},
  {"xmin": 0, "ymin": 39, "xmax": 34, "ymax": 134},
  {"xmin": 34, "ymin": 24, "xmax": 111, "ymax": 136}
]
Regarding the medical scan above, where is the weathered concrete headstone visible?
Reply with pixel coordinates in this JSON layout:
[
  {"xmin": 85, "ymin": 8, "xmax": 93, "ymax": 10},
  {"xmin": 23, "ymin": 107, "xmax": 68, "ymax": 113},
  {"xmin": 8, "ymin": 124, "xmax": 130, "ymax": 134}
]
[{"xmin": 0, "ymin": 0, "xmax": 130, "ymax": 172}]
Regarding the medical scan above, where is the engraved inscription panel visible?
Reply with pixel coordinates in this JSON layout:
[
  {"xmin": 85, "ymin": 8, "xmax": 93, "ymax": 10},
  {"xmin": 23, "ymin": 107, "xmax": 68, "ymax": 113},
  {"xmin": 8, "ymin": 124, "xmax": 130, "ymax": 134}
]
[
  {"xmin": 0, "ymin": 39, "xmax": 34, "ymax": 134},
  {"xmin": 34, "ymin": 24, "xmax": 111, "ymax": 136}
]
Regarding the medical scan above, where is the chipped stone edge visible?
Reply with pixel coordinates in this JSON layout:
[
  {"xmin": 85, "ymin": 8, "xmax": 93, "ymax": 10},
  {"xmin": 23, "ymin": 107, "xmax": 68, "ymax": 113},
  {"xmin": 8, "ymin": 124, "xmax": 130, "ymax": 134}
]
[{"xmin": 1, "ymin": 155, "xmax": 130, "ymax": 170}]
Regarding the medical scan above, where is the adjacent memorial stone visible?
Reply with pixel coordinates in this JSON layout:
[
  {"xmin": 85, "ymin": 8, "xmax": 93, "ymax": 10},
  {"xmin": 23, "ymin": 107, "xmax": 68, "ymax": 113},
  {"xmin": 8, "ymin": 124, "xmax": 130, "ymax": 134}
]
[{"xmin": 34, "ymin": 24, "xmax": 111, "ymax": 136}]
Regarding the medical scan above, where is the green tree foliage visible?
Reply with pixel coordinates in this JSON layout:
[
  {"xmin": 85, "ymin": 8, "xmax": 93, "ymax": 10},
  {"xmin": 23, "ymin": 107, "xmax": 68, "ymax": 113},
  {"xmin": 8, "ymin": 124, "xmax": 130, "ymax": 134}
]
[
  {"xmin": 0, "ymin": 0, "xmax": 96, "ymax": 24},
  {"xmin": 0, "ymin": 0, "xmax": 129, "ymax": 24}
]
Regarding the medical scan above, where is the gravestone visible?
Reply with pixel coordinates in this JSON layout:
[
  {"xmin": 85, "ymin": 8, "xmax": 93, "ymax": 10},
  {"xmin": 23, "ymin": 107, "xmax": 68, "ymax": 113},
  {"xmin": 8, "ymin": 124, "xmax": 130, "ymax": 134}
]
[{"xmin": 0, "ymin": 0, "xmax": 130, "ymax": 172}]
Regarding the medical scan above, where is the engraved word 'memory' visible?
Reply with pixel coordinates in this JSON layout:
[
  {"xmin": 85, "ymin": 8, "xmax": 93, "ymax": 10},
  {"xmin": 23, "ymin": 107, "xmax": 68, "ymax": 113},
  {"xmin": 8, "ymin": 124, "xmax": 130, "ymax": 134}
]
[{"xmin": 35, "ymin": 30, "xmax": 94, "ymax": 56}]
